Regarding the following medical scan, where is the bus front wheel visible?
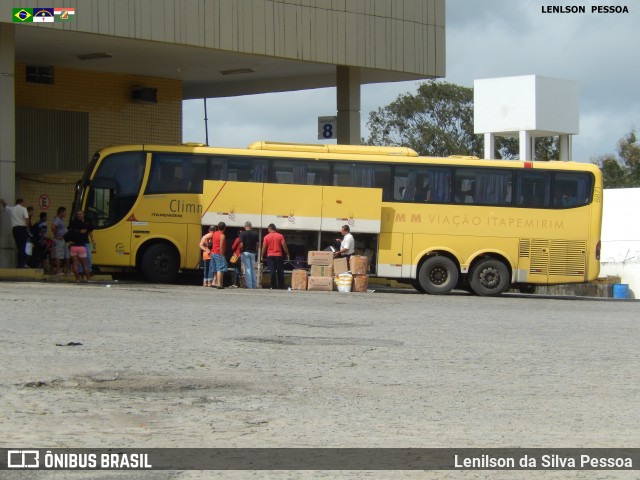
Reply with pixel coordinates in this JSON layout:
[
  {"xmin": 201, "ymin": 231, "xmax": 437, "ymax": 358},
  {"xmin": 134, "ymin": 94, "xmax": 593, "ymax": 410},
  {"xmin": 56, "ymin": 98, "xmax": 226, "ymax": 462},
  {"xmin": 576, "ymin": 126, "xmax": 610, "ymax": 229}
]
[
  {"xmin": 141, "ymin": 243, "xmax": 179, "ymax": 283},
  {"xmin": 469, "ymin": 258, "xmax": 510, "ymax": 296},
  {"xmin": 417, "ymin": 256, "xmax": 459, "ymax": 294}
]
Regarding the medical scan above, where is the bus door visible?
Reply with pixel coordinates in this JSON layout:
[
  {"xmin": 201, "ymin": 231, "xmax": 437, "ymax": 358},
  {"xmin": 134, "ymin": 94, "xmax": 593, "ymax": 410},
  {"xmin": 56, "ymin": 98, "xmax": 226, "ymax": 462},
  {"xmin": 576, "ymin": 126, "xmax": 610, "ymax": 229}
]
[
  {"xmin": 85, "ymin": 178, "xmax": 133, "ymax": 267},
  {"xmin": 377, "ymin": 232, "xmax": 404, "ymax": 278}
]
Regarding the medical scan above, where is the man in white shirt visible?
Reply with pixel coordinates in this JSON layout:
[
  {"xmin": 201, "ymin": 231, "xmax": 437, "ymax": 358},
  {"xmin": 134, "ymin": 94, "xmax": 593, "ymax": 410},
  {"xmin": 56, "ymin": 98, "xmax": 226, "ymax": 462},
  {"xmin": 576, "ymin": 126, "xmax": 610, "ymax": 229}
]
[
  {"xmin": 334, "ymin": 225, "xmax": 355, "ymax": 261},
  {"xmin": 1, "ymin": 198, "xmax": 30, "ymax": 267}
]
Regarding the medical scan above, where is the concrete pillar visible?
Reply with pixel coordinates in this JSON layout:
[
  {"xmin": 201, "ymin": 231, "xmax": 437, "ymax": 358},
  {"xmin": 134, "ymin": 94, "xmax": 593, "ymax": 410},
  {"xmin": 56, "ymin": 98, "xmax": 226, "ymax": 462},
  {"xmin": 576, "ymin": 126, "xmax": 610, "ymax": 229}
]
[
  {"xmin": 0, "ymin": 23, "xmax": 16, "ymax": 268},
  {"xmin": 519, "ymin": 130, "xmax": 532, "ymax": 161},
  {"xmin": 336, "ymin": 66, "xmax": 360, "ymax": 145},
  {"xmin": 484, "ymin": 133, "xmax": 495, "ymax": 159},
  {"xmin": 559, "ymin": 134, "xmax": 571, "ymax": 161},
  {"xmin": 0, "ymin": 23, "xmax": 15, "ymax": 200}
]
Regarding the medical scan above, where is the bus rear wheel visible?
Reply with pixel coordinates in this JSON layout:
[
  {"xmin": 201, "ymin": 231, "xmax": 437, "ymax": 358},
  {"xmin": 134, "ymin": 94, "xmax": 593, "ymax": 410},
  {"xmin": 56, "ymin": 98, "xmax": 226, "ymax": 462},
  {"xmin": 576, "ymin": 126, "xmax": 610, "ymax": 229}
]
[
  {"xmin": 417, "ymin": 256, "xmax": 459, "ymax": 295},
  {"xmin": 141, "ymin": 243, "xmax": 179, "ymax": 283},
  {"xmin": 469, "ymin": 258, "xmax": 510, "ymax": 296}
]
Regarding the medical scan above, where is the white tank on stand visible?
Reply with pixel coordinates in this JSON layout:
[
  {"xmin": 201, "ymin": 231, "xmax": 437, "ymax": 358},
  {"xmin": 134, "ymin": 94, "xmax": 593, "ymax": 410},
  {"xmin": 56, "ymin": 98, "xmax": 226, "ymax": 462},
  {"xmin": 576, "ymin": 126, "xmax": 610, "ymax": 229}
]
[{"xmin": 474, "ymin": 75, "xmax": 579, "ymax": 161}]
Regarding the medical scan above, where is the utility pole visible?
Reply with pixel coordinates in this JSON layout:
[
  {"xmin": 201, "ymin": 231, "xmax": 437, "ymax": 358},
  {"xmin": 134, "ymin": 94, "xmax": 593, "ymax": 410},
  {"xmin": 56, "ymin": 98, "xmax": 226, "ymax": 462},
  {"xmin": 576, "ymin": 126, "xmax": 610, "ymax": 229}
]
[{"xmin": 203, "ymin": 98, "xmax": 209, "ymax": 146}]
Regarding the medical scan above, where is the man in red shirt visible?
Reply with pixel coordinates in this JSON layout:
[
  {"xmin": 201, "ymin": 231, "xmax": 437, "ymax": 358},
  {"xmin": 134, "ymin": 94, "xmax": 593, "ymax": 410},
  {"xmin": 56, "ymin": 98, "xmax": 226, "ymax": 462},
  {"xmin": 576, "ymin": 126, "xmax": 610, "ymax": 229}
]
[
  {"xmin": 261, "ymin": 223, "xmax": 290, "ymax": 289},
  {"xmin": 211, "ymin": 222, "xmax": 227, "ymax": 289}
]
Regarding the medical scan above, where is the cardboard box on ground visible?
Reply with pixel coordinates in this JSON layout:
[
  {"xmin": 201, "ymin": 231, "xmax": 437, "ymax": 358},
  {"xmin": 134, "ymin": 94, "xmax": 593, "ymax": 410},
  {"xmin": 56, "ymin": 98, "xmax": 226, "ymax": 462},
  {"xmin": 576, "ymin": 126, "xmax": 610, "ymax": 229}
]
[
  {"xmin": 350, "ymin": 256, "xmax": 368, "ymax": 275},
  {"xmin": 353, "ymin": 275, "xmax": 368, "ymax": 292},
  {"xmin": 333, "ymin": 257, "xmax": 348, "ymax": 275},
  {"xmin": 308, "ymin": 251, "xmax": 333, "ymax": 266},
  {"xmin": 308, "ymin": 276, "xmax": 333, "ymax": 291},
  {"xmin": 291, "ymin": 269, "xmax": 308, "ymax": 290},
  {"xmin": 310, "ymin": 265, "xmax": 333, "ymax": 277}
]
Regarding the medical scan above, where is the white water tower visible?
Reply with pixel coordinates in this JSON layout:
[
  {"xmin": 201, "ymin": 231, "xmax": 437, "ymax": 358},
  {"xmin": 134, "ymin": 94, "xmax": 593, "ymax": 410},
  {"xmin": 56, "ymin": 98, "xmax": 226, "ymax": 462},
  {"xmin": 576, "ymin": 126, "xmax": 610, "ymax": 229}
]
[{"xmin": 474, "ymin": 75, "xmax": 579, "ymax": 160}]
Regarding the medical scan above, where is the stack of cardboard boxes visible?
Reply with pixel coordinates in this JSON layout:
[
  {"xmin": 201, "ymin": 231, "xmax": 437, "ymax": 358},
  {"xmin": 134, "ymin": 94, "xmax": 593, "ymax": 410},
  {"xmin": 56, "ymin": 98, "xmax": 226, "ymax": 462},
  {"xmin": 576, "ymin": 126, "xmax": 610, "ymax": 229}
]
[
  {"xmin": 306, "ymin": 251, "xmax": 334, "ymax": 291},
  {"xmin": 349, "ymin": 255, "xmax": 369, "ymax": 292},
  {"xmin": 293, "ymin": 251, "xmax": 369, "ymax": 293}
]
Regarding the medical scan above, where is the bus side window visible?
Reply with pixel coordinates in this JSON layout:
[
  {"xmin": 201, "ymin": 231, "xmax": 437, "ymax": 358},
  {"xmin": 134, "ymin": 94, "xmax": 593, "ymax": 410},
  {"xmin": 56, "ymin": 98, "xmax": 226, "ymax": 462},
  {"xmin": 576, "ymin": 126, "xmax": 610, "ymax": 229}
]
[
  {"xmin": 393, "ymin": 166, "xmax": 450, "ymax": 203},
  {"xmin": 145, "ymin": 160, "xmax": 165, "ymax": 194},
  {"xmin": 514, "ymin": 171, "xmax": 551, "ymax": 208},
  {"xmin": 227, "ymin": 157, "xmax": 253, "ymax": 182},
  {"xmin": 251, "ymin": 161, "xmax": 268, "ymax": 182},
  {"xmin": 188, "ymin": 157, "xmax": 207, "ymax": 192},
  {"xmin": 161, "ymin": 166, "xmax": 183, "ymax": 192},
  {"xmin": 146, "ymin": 154, "xmax": 195, "ymax": 194},
  {"xmin": 554, "ymin": 172, "xmax": 592, "ymax": 208},
  {"xmin": 210, "ymin": 156, "xmax": 229, "ymax": 181},
  {"xmin": 454, "ymin": 175, "xmax": 475, "ymax": 204}
]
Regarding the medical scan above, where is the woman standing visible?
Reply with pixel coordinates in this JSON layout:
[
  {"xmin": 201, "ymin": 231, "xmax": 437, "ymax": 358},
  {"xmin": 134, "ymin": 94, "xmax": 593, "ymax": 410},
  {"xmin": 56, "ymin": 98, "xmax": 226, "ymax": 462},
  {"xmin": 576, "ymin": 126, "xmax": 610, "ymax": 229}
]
[{"xmin": 65, "ymin": 210, "xmax": 93, "ymax": 282}]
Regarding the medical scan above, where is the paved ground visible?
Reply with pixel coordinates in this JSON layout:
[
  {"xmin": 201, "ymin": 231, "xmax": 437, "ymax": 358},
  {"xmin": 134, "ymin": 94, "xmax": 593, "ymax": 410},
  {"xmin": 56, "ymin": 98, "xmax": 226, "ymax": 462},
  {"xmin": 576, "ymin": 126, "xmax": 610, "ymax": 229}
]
[{"xmin": 0, "ymin": 280, "xmax": 638, "ymax": 479}]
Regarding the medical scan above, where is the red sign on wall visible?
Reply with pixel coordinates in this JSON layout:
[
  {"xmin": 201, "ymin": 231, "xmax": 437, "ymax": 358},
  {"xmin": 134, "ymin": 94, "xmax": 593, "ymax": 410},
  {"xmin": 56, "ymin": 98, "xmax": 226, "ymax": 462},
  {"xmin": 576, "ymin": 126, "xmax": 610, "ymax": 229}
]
[{"xmin": 39, "ymin": 194, "xmax": 50, "ymax": 210}]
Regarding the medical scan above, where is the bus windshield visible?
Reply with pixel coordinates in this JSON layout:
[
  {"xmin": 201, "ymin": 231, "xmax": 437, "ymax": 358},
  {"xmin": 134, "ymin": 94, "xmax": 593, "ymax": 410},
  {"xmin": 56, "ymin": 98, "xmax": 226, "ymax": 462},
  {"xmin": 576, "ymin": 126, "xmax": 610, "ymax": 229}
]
[{"xmin": 84, "ymin": 151, "xmax": 146, "ymax": 228}]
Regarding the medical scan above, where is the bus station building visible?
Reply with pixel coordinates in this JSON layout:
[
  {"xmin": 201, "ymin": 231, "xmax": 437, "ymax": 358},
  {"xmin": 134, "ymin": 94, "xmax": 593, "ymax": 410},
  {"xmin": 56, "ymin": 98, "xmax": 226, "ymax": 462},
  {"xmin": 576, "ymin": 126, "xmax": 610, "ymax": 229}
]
[{"xmin": 0, "ymin": 0, "xmax": 445, "ymax": 268}]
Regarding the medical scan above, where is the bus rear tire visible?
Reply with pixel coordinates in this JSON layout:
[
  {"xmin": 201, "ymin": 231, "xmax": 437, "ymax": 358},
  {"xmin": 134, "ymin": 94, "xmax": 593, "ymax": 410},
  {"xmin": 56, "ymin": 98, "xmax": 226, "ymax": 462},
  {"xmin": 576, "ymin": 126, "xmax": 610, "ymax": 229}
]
[
  {"xmin": 141, "ymin": 243, "xmax": 179, "ymax": 283},
  {"xmin": 417, "ymin": 256, "xmax": 459, "ymax": 295},
  {"xmin": 469, "ymin": 258, "xmax": 510, "ymax": 296}
]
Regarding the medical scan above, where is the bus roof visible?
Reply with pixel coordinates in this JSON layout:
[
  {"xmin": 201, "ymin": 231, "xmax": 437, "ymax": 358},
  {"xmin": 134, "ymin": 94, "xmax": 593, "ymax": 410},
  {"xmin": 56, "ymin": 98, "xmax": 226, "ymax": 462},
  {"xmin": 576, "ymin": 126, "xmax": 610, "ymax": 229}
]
[{"xmin": 247, "ymin": 141, "xmax": 419, "ymax": 157}]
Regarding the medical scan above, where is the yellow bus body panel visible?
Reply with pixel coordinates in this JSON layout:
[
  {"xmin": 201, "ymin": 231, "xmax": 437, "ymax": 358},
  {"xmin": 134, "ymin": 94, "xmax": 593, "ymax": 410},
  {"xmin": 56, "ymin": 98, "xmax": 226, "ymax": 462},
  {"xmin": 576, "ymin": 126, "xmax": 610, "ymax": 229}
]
[
  {"xmin": 201, "ymin": 181, "xmax": 381, "ymax": 233},
  {"xmin": 125, "ymin": 193, "xmax": 200, "ymax": 269},
  {"xmin": 201, "ymin": 181, "xmax": 264, "ymax": 229},
  {"xmin": 92, "ymin": 219, "xmax": 134, "ymax": 268},
  {"xmin": 262, "ymin": 184, "xmax": 323, "ymax": 231},
  {"xmin": 379, "ymin": 199, "xmax": 599, "ymax": 284},
  {"xmin": 321, "ymin": 186, "xmax": 382, "ymax": 233}
]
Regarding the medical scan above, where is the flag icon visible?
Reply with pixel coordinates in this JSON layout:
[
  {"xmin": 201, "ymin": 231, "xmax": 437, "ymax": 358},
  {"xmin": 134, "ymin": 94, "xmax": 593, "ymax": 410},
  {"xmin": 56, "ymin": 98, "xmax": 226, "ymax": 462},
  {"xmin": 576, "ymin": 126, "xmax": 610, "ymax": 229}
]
[
  {"xmin": 33, "ymin": 8, "xmax": 55, "ymax": 22},
  {"xmin": 13, "ymin": 8, "xmax": 33, "ymax": 22},
  {"xmin": 54, "ymin": 7, "xmax": 76, "ymax": 21}
]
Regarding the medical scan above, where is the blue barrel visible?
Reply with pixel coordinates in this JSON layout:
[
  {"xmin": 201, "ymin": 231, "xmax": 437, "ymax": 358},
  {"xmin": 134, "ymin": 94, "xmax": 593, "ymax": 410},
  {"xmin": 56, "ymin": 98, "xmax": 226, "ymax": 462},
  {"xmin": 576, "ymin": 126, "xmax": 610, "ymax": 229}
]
[{"xmin": 613, "ymin": 284, "xmax": 629, "ymax": 299}]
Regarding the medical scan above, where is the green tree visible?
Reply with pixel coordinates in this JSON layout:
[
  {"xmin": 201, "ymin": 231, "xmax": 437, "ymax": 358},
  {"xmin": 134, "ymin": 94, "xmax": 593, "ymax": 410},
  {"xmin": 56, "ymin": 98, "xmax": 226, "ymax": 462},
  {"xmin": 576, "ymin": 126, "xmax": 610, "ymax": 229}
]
[
  {"xmin": 594, "ymin": 130, "xmax": 640, "ymax": 188},
  {"xmin": 365, "ymin": 80, "xmax": 558, "ymax": 160}
]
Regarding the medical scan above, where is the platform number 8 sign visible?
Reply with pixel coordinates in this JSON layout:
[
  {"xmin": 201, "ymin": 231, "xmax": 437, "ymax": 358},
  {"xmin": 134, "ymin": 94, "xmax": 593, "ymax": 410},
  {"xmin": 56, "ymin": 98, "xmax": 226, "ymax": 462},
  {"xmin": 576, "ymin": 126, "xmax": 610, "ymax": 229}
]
[{"xmin": 317, "ymin": 116, "xmax": 337, "ymax": 140}]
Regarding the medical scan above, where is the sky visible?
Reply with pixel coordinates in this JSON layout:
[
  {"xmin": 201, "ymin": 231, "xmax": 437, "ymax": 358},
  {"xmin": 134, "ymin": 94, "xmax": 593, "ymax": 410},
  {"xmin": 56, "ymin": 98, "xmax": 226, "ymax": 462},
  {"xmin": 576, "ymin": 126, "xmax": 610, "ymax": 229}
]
[{"xmin": 182, "ymin": 0, "xmax": 638, "ymax": 163}]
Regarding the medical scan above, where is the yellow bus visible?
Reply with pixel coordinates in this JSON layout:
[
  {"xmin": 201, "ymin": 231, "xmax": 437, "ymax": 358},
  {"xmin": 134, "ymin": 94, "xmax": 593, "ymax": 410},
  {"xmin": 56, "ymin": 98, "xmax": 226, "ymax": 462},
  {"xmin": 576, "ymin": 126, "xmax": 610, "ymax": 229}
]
[{"xmin": 73, "ymin": 141, "xmax": 602, "ymax": 295}]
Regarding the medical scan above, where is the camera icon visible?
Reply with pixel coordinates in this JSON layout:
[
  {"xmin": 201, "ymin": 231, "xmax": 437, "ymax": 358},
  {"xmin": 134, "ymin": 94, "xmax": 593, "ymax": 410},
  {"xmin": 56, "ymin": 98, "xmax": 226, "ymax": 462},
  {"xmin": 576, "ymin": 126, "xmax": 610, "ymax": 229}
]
[{"xmin": 7, "ymin": 450, "xmax": 40, "ymax": 468}]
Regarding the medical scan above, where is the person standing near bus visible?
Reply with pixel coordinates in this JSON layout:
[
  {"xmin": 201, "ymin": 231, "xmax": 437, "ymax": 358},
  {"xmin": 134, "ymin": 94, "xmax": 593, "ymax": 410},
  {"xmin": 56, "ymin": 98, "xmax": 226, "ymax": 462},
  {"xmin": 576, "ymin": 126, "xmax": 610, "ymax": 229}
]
[
  {"xmin": 261, "ymin": 223, "xmax": 290, "ymax": 290},
  {"xmin": 334, "ymin": 225, "xmax": 355, "ymax": 262},
  {"xmin": 230, "ymin": 233, "xmax": 243, "ymax": 288},
  {"xmin": 199, "ymin": 225, "xmax": 216, "ymax": 287},
  {"xmin": 51, "ymin": 206, "xmax": 71, "ymax": 275},
  {"xmin": 33, "ymin": 211, "xmax": 48, "ymax": 237},
  {"xmin": 239, "ymin": 221, "xmax": 259, "ymax": 289},
  {"xmin": 211, "ymin": 222, "xmax": 228, "ymax": 289},
  {"xmin": 65, "ymin": 209, "xmax": 93, "ymax": 282},
  {"xmin": 1, "ymin": 198, "xmax": 30, "ymax": 267}
]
